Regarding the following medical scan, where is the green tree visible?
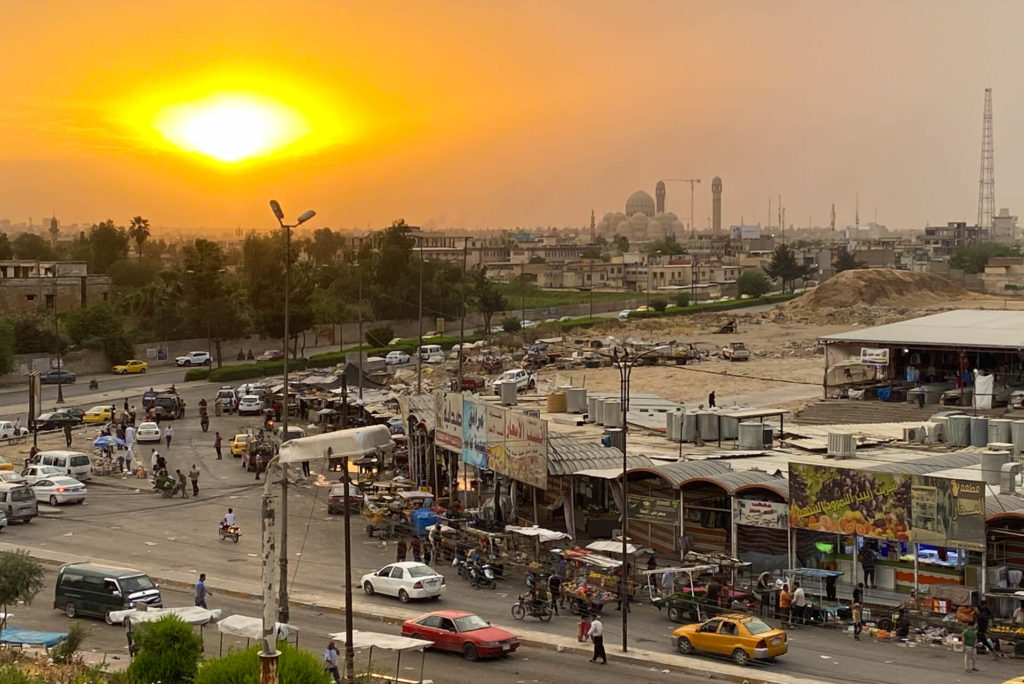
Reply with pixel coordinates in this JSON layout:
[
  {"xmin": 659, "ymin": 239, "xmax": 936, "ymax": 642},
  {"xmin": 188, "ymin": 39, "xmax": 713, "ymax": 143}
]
[
  {"xmin": 12, "ymin": 232, "xmax": 55, "ymax": 260},
  {"xmin": 833, "ymin": 247, "xmax": 867, "ymax": 273},
  {"xmin": 305, "ymin": 227, "xmax": 343, "ymax": 266},
  {"xmin": 366, "ymin": 325, "xmax": 394, "ymax": 347},
  {"xmin": 11, "ymin": 315, "xmax": 59, "ymax": 355},
  {"xmin": 86, "ymin": 220, "xmax": 130, "ymax": 274},
  {"xmin": 650, "ymin": 297, "xmax": 668, "ymax": 312},
  {"xmin": 127, "ymin": 216, "xmax": 151, "ymax": 258},
  {"xmin": 127, "ymin": 615, "xmax": 204, "ymax": 684},
  {"xmin": 950, "ymin": 243, "xmax": 1019, "ymax": 274},
  {"xmin": 612, "ymin": 234, "xmax": 629, "ymax": 253},
  {"xmin": 581, "ymin": 247, "xmax": 603, "ymax": 259},
  {"xmin": 764, "ymin": 244, "xmax": 813, "ymax": 293},
  {"xmin": 0, "ymin": 550, "xmax": 46, "ymax": 630},
  {"xmin": 196, "ymin": 643, "xmax": 329, "ymax": 684},
  {"xmin": 502, "ymin": 316, "xmax": 522, "ymax": 333},
  {"xmin": 528, "ymin": 255, "xmax": 546, "ymax": 264},
  {"xmin": 0, "ymin": 233, "xmax": 12, "ymax": 259},
  {"xmin": 645, "ymin": 236, "xmax": 686, "ymax": 255},
  {"xmin": 736, "ymin": 269, "xmax": 773, "ymax": 297},
  {"xmin": 473, "ymin": 269, "xmax": 507, "ymax": 333},
  {"xmin": 673, "ymin": 292, "xmax": 691, "ymax": 307},
  {"xmin": 61, "ymin": 303, "xmax": 134, "ymax": 364}
]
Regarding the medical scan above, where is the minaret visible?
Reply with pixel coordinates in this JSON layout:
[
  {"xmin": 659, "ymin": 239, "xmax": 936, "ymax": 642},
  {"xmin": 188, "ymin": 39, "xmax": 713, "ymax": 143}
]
[
  {"xmin": 590, "ymin": 210, "xmax": 596, "ymax": 242},
  {"xmin": 711, "ymin": 176, "xmax": 722, "ymax": 233},
  {"xmin": 655, "ymin": 180, "xmax": 666, "ymax": 214}
]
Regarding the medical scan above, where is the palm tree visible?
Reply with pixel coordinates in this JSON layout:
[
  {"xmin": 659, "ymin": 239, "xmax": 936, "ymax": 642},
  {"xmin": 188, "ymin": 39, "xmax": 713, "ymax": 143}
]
[{"xmin": 128, "ymin": 216, "xmax": 151, "ymax": 258}]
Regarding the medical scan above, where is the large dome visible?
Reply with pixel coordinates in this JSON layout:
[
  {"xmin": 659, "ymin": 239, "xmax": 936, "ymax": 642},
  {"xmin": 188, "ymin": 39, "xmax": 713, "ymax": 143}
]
[{"xmin": 626, "ymin": 190, "xmax": 656, "ymax": 217}]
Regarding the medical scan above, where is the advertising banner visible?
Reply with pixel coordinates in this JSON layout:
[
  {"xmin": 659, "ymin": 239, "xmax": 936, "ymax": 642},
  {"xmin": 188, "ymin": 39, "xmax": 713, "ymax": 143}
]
[
  {"xmin": 433, "ymin": 390, "xmax": 463, "ymax": 453},
  {"xmin": 485, "ymin": 404, "xmax": 507, "ymax": 467},
  {"xmin": 910, "ymin": 476, "xmax": 985, "ymax": 551},
  {"xmin": 492, "ymin": 409, "xmax": 548, "ymax": 489},
  {"xmin": 788, "ymin": 463, "xmax": 911, "ymax": 541},
  {"xmin": 860, "ymin": 347, "xmax": 890, "ymax": 365},
  {"xmin": 734, "ymin": 499, "xmax": 789, "ymax": 529},
  {"xmin": 627, "ymin": 494, "xmax": 679, "ymax": 524},
  {"xmin": 461, "ymin": 397, "xmax": 488, "ymax": 469}
]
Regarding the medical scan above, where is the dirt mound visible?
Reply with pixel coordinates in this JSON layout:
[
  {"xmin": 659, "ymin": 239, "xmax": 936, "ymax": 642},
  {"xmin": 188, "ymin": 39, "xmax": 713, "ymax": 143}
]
[{"xmin": 783, "ymin": 269, "xmax": 973, "ymax": 313}]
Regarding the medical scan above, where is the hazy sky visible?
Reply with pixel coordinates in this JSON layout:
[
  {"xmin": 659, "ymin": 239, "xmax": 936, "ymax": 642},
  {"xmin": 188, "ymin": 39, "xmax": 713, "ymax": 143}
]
[{"xmin": 1, "ymin": 1, "xmax": 1021, "ymax": 234}]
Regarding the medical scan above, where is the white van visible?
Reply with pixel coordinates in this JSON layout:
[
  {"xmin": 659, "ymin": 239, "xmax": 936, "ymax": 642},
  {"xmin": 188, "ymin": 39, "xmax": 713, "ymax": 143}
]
[
  {"xmin": 36, "ymin": 450, "xmax": 92, "ymax": 481},
  {"xmin": 217, "ymin": 387, "xmax": 238, "ymax": 413},
  {"xmin": 416, "ymin": 344, "xmax": 442, "ymax": 361}
]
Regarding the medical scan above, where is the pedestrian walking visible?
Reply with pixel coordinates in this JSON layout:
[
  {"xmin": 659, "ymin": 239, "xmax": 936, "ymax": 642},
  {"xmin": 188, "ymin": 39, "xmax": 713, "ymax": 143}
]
[
  {"xmin": 708, "ymin": 390, "xmax": 716, "ymax": 408},
  {"xmin": 125, "ymin": 424, "xmax": 135, "ymax": 449},
  {"xmin": 779, "ymin": 583, "xmax": 792, "ymax": 624},
  {"xmin": 175, "ymin": 469, "xmax": 188, "ymax": 498},
  {"xmin": 150, "ymin": 448, "xmax": 159, "ymax": 473},
  {"xmin": 792, "ymin": 582, "xmax": 807, "ymax": 625},
  {"xmin": 423, "ymin": 541, "xmax": 432, "ymax": 566},
  {"xmin": 164, "ymin": 425, "xmax": 173, "ymax": 449},
  {"xmin": 963, "ymin": 623, "xmax": 978, "ymax": 673},
  {"xmin": 577, "ymin": 613, "xmax": 591, "ymax": 642},
  {"xmin": 323, "ymin": 640, "xmax": 341, "ymax": 684},
  {"xmin": 411, "ymin": 536, "xmax": 422, "ymax": 562},
  {"xmin": 214, "ymin": 432, "xmax": 223, "ymax": 460},
  {"xmin": 194, "ymin": 573, "xmax": 209, "ymax": 608},
  {"xmin": 396, "ymin": 538, "xmax": 408, "ymax": 562},
  {"xmin": 301, "ymin": 460, "xmax": 310, "ymax": 477},
  {"xmin": 589, "ymin": 616, "xmax": 606, "ymax": 664},
  {"xmin": 63, "ymin": 425, "xmax": 72, "ymax": 447},
  {"xmin": 860, "ymin": 544, "xmax": 876, "ymax": 589},
  {"xmin": 189, "ymin": 464, "xmax": 200, "ymax": 496},
  {"xmin": 124, "ymin": 446, "xmax": 133, "ymax": 475},
  {"xmin": 853, "ymin": 582, "xmax": 864, "ymax": 605},
  {"xmin": 852, "ymin": 602, "xmax": 863, "ymax": 640},
  {"xmin": 548, "ymin": 573, "xmax": 562, "ymax": 615}
]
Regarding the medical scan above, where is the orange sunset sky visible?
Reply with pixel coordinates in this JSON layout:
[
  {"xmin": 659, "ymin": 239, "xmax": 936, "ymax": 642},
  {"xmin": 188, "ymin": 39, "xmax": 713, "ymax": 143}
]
[{"xmin": 1, "ymin": 1, "xmax": 1022, "ymax": 233}]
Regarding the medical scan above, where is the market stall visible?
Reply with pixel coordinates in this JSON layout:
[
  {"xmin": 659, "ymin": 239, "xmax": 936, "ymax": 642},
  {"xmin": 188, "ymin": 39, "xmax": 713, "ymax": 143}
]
[
  {"xmin": 330, "ymin": 630, "xmax": 432, "ymax": 684},
  {"xmin": 643, "ymin": 564, "xmax": 719, "ymax": 622},
  {"xmin": 557, "ymin": 547, "xmax": 623, "ymax": 615},
  {"xmin": 216, "ymin": 614, "xmax": 300, "ymax": 656},
  {"xmin": 505, "ymin": 526, "xmax": 571, "ymax": 574}
]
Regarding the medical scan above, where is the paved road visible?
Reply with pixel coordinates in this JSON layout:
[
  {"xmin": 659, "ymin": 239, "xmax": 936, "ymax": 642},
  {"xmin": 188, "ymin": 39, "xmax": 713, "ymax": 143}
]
[{"xmin": 1, "ymin": 375, "xmax": 1019, "ymax": 683}]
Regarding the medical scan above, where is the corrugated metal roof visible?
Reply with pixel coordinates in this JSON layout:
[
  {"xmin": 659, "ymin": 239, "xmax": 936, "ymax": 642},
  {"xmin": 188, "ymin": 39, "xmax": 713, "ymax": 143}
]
[
  {"xmin": 630, "ymin": 459, "xmax": 732, "ymax": 487},
  {"xmin": 863, "ymin": 451, "xmax": 980, "ymax": 474},
  {"xmin": 715, "ymin": 470, "xmax": 790, "ymax": 498},
  {"xmin": 406, "ymin": 395, "xmax": 436, "ymax": 432},
  {"xmin": 986, "ymin": 491, "xmax": 1024, "ymax": 520},
  {"xmin": 547, "ymin": 433, "xmax": 653, "ymax": 476},
  {"xmin": 820, "ymin": 310, "xmax": 1024, "ymax": 350}
]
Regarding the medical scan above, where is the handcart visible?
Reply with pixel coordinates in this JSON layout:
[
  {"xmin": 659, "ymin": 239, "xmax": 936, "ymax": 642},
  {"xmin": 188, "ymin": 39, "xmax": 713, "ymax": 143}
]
[{"xmin": 644, "ymin": 564, "xmax": 720, "ymax": 622}]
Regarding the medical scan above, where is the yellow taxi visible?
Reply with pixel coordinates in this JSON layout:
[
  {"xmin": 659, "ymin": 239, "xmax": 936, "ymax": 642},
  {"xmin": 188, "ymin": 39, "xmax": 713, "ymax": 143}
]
[
  {"xmin": 112, "ymin": 359, "xmax": 148, "ymax": 374},
  {"xmin": 672, "ymin": 613, "xmax": 787, "ymax": 666},
  {"xmin": 82, "ymin": 406, "xmax": 113, "ymax": 424},
  {"xmin": 1001, "ymin": 678, "xmax": 1024, "ymax": 684},
  {"xmin": 230, "ymin": 434, "xmax": 252, "ymax": 457}
]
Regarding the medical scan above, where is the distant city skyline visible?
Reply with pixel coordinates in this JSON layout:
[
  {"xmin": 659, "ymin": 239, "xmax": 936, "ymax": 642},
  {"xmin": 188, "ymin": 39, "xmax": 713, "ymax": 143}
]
[{"xmin": 0, "ymin": 1, "xmax": 1021, "ymax": 233}]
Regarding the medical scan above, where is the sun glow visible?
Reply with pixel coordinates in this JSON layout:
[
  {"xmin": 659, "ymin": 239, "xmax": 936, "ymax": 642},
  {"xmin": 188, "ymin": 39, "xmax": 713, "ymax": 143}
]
[{"xmin": 152, "ymin": 93, "xmax": 312, "ymax": 163}]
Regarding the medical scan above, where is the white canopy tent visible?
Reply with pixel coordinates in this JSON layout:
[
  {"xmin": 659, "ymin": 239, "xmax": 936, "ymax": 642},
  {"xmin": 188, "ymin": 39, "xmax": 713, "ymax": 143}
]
[
  {"xmin": 216, "ymin": 614, "xmax": 300, "ymax": 655},
  {"xmin": 278, "ymin": 425, "xmax": 394, "ymax": 465},
  {"xmin": 108, "ymin": 606, "xmax": 222, "ymax": 626},
  {"xmin": 329, "ymin": 630, "xmax": 433, "ymax": 684}
]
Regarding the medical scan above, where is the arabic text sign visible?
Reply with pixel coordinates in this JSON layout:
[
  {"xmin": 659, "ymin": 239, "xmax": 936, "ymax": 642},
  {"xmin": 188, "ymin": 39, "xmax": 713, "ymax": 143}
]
[
  {"xmin": 491, "ymin": 409, "xmax": 548, "ymax": 489},
  {"xmin": 910, "ymin": 476, "xmax": 985, "ymax": 551},
  {"xmin": 788, "ymin": 463, "xmax": 911, "ymax": 541},
  {"xmin": 461, "ymin": 397, "xmax": 488, "ymax": 469},
  {"xmin": 860, "ymin": 347, "xmax": 890, "ymax": 365},
  {"xmin": 627, "ymin": 494, "xmax": 679, "ymax": 524},
  {"xmin": 734, "ymin": 499, "xmax": 789, "ymax": 529},
  {"xmin": 433, "ymin": 390, "xmax": 463, "ymax": 452},
  {"xmin": 485, "ymin": 404, "xmax": 507, "ymax": 467}
]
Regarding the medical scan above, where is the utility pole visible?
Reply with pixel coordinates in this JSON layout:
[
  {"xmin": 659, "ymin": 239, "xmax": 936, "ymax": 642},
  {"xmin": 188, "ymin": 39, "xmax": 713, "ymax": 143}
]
[
  {"xmin": 663, "ymin": 179, "xmax": 701, "ymax": 235},
  {"xmin": 458, "ymin": 237, "xmax": 468, "ymax": 388},
  {"xmin": 357, "ymin": 266, "xmax": 363, "ymax": 402},
  {"xmin": 417, "ymin": 237, "xmax": 424, "ymax": 394}
]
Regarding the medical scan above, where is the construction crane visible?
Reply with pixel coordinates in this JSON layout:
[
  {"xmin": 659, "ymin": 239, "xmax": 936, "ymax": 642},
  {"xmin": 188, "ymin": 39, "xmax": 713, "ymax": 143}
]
[{"xmin": 663, "ymin": 179, "xmax": 701, "ymax": 234}]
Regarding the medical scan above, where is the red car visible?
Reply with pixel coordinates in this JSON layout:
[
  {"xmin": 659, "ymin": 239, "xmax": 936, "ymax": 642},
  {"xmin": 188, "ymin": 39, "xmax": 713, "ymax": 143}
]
[
  {"xmin": 401, "ymin": 610, "xmax": 519, "ymax": 661},
  {"xmin": 257, "ymin": 350, "xmax": 285, "ymax": 362}
]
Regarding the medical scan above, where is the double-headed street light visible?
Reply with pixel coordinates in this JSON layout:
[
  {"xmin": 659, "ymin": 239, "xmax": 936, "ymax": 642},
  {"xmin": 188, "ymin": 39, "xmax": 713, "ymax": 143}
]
[{"xmin": 267, "ymin": 199, "xmax": 315, "ymax": 629}]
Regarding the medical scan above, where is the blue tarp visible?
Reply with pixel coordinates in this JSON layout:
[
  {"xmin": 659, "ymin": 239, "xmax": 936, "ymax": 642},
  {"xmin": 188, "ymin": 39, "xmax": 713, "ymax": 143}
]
[{"xmin": 0, "ymin": 628, "xmax": 67, "ymax": 647}]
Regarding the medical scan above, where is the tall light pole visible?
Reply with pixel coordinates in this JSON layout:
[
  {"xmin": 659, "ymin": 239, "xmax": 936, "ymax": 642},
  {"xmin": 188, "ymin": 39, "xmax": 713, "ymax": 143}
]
[
  {"xmin": 458, "ymin": 237, "xmax": 469, "ymax": 388},
  {"xmin": 416, "ymin": 235, "xmax": 424, "ymax": 394},
  {"xmin": 357, "ymin": 264, "xmax": 363, "ymax": 402},
  {"xmin": 268, "ymin": 199, "xmax": 315, "ymax": 631}
]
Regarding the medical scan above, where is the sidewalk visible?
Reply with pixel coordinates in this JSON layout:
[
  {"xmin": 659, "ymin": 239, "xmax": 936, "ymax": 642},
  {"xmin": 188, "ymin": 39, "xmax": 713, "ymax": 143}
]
[{"xmin": 0, "ymin": 541, "xmax": 829, "ymax": 684}]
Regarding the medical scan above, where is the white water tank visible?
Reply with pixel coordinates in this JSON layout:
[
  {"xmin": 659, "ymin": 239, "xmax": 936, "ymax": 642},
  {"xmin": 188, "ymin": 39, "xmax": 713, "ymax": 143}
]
[
  {"xmin": 695, "ymin": 411, "xmax": 719, "ymax": 440},
  {"xmin": 566, "ymin": 387, "xmax": 588, "ymax": 414},
  {"xmin": 738, "ymin": 422, "xmax": 766, "ymax": 449},
  {"xmin": 603, "ymin": 400, "xmax": 623, "ymax": 427},
  {"xmin": 719, "ymin": 413, "xmax": 739, "ymax": 440},
  {"xmin": 1012, "ymin": 420, "xmax": 1024, "ymax": 456},
  {"xmin": 586, "ymin": 396, "xmax": 599, "ymax": 422},
  {"xmin": 947, "ymin": 415, "xmax": 970, "ymax": 447},
  {"xmin": 990, "ymin": 419, "xmax": 1012, "ymax": 444},
  {"xmin": 970, "ymin": 417, "xmax": 990, "ymax": 447},
  {"xmin": 681, "ymin": 412, "xmax": 697, "ymax": 442},
  {"xmin": 982, "ymin": 450, "xmax": 1011, "ymax": 485}
]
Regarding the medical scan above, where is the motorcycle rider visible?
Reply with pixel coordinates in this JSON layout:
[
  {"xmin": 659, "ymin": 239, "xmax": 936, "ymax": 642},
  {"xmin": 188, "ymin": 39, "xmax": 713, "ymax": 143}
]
[
  {"xmin": 237, "ymin": 349, "xmax": 245, "ymax": 361},
  {"xmin": 220, "ymin": 508, "xmax": 236, "ymax": 533}
]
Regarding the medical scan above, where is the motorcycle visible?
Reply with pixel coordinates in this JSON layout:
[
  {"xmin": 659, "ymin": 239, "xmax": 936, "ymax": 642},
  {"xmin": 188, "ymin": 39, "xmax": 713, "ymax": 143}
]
[
  {"xmin": 466, "ymin": 559, "xmax": 497, "ymax": 589},
  {"xmin": 218, "ymin": 523, "xmax": 241, "ymax": 543},
  {"xmin": 511, "ymin": 594, "xmax": 552, "ymax": 622},
  {"xmin": 88, "ymin": 379, "xmax": 99, "ymax": 390},
  {"xmin": 200, "ymin": 411, "xmax": 209, "ymax": 432}
]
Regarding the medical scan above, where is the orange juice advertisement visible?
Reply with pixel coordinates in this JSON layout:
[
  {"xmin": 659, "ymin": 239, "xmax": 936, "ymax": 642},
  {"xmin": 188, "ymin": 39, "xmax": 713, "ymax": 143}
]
[{"xmin": 788, "ymin": 463, "xmax": 911, "ymax": 541}]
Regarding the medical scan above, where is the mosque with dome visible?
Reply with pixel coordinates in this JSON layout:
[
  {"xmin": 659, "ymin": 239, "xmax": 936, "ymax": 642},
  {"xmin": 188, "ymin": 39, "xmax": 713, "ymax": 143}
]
[{"xmin": 594, "ymin": 180, "xmax": 686, "ymax": 245}]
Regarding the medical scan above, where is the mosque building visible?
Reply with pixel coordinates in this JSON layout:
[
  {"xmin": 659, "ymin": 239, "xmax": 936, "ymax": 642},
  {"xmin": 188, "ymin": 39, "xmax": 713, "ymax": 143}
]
[{"xmin": 594, "ymin": 182, "xmax": 685, "ymax": 246}]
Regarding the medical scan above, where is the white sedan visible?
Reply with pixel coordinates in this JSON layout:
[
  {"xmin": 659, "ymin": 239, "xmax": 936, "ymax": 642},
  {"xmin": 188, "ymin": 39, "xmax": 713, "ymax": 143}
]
[
  {"xmin": 32, "ymin": 476, "xmax": 87, "ymax": 506},
  {"xmin": 19, "ymin": 465, "xmax": 65, "ymax": 484},
  {"xmin": 361, "ymin": 562, "xmax": 446, "ymax": 603},
  {"xmin": 237, "ymin": 395, "xmax": 263, "ymax": 415},
  {"xmin": 136, "ymin": 422, "xmax": 161, "ymax": 443},
  {"xmin": 385, "ymin": 350, "xmax": 410, "ymax": 365}
]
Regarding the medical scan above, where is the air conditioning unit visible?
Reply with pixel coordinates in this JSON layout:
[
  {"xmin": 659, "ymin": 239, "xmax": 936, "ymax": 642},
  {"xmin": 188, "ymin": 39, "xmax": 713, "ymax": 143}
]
[
  {"xmin": 924, "ymin": 421, "xmax": 945, "ymax": 444},
  {"xmin": 827, "ymin": 433, "xmax": 855, "ymax": 459},
  {"xmin": 903, "ymin": 426, "xmax": 925, "ymax": 444}
]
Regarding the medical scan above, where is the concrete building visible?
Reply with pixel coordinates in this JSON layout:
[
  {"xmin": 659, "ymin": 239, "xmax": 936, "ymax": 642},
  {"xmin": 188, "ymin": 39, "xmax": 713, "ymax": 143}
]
[
  {"xmin": 0, "ymin": 261, "xmax": 111, "ymax": 316},
  {"xmin": 992, "ymin": 208, "xmax": 1019, "ymax": 244},
  {"xmin": 920, "ymin": 221, "xmax": 985, "ymax": 258}
]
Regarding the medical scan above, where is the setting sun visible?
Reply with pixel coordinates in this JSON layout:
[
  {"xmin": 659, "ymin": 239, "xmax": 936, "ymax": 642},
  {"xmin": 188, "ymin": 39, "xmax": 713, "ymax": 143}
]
[{"xmin": 152, "ymin": 93, "xmax": 312, "ymax": 163}]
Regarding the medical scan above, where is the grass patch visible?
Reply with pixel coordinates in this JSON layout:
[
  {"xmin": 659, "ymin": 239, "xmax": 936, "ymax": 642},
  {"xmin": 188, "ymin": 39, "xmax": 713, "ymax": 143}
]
[
  {"xmin": 495, "ymin": 283, "xmax": 638, "ymax": 310},
  {"xmin": 626, "ymin": 292, "xmax": 798, "ymax": 320},
  {"xmin": 183, "ymin": 368, "xmax": 211, "ymax": 382}
]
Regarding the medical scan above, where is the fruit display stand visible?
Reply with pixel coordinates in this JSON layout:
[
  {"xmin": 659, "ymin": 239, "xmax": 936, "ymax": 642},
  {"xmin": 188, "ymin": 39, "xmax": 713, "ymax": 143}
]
[{"xmin": 557, "ymin": 548, "xmax": 625, "ymax": 615}]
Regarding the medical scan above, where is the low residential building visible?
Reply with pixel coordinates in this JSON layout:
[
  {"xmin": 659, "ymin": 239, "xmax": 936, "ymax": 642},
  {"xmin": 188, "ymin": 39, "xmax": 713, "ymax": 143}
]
[{"xmin": 0, "ymin": 261, "xmax": 111, "ymax": 315}]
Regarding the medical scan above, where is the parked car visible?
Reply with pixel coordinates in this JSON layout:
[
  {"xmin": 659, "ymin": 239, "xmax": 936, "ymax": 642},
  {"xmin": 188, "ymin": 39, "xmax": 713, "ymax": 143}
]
[
  {"xmin": 722, "ymin": 342, "xmax": 750, "ymax": 362},
  {"xmin": 151, "ymin": 393, "xmax": 185, "ymax": 420},
  {"xmin": 521, "ymin": 320, "xmax": 537, "ymax": 329},
  {"xmin": 111, "ymin": 359, "xmax": 148, "ymax": 374},
  {"xmin": 361, "ymin": 562, "xmax": 445, "ymax": 602},
  {"xmin": 327, "ymin": 484, "xmax": 363, "ymax": 514},
  {"xmin": 237, "ymin": 395, "xmax": 263, "ymax": 415},
  {"xmin": 34, "ymin": 412, "xmax": 80, "ymax": 432},
  {"xmin": 0, "ymin": 457, "xmax": 12, "ymax": 472},
  {"xmin": 401, "ymin": 610, "xmax": 519, "ymax": 661},
  {"xmin": 672, "ymin": 614, "xmax": 787, "ymax": 666},
  {"xmin": 54, "ymin": 562, "xmax": 162, "ymax": 622},
  {"xmin": 35, "ymin": 451, "xmax": 92, "ymax": 481},
  {"xmin": 256, "ymin": 350, "xmax": 284, "ymax": 362},
  {"xmin": 0, "ymin": 421, "xmax": 29, "ymax": 440},
  {"xmin": 32, "ymin": 476, "xmax": 87, "ymax": 506},
  {"xmin": 216, "ymin": 387, "xmax": 238, "ymax": 414},
  {"xmin": 20, "ymin": 465, "xmax": 66, "ymax": 484},
  {"xmin": 385, "ymin": 350, "xmax": 410, "ymax": 365},
  {"xmin": 0, "ymin": 472, "xmax": 27, "ymax": 483},
  {"xmin": 39, "ymin": 369, "xmax": 76, "ymax": 385},
  {"xmin": 416, "ymin": 344, "xmax": 443, "ymax": 361},
  {"xmin": 175, "ymin": 351, "xmax": 211, "ymax": 367},
  {"xmin": 62, "ymin": 407, "xmax": 86, "ymax": 422},
  {"xmin": 230, "ymin": 434, "xmax": 252, "ymax": 457},
  {"xmin": 618, "ymin": 309, "xmax": 632, "ymax": 321},
  {"xmin": 135, "ymin": 422, "xmax": 161, "ymax": 443},
  {"xmin": 492, "ymin": 369, "xmax": 537, "ymax": 395},
  {"xmin": 0, "ymin": 482, "xmax": 37, "ymax": 522},
  {"xmin": 82, "ymin": 406, "xmax": 113, "ymax": 424}
]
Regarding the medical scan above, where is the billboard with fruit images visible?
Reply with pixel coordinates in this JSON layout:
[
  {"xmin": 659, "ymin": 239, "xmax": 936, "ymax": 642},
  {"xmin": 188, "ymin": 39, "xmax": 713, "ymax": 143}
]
[{"xmin": 788, "ymin": 463, "xmax": 911, "ymax": 541}]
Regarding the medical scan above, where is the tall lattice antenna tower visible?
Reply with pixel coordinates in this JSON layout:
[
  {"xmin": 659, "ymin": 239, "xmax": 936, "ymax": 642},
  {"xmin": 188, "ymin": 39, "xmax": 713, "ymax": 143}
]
[{"xmin": 977, "ymin": 87, "xmax": 995, "ymax": 232}]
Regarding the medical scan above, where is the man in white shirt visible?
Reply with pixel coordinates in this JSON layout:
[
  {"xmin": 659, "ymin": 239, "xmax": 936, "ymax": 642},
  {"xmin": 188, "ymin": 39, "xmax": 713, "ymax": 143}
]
[
  {"xmin": 661, "ymin": 570, "xmax": 676, "ymax": 598},
  {"xmin": 792, "ymin": 582, "xmax": 808, "ymax": 624},
  {"xmin": 124, "ymin": 425, "xmax": 135, "ymax": 448},
  {"xmin": 324, "ymin": 639, "xmax": 341, "ymax": 683},
  {"xmin": 589, "ymin": 616, "xmax": 606, "ymax": 664},
  {"xmin": 222, "ymin": 508, "xmax": 236, "ymax": 529}
]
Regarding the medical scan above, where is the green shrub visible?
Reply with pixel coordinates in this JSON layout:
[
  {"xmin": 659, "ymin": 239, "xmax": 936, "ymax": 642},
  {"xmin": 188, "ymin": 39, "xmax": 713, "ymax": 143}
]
[
  {"xmin": 206, "ymin": 359, "xmax": 309, "ymax": 383},
  {"xmin": 51, "ymin": 620, "xmax": 90, "ymax": 664},
  {"xmin": 195, "ymin": 643, "xmax": 330, "ymax": 684},
  {"xmin": 184, "ymin": 367, "xmax": 212, "ymax": 382},
  {"xmin": 673, "ymin": 292, "xmax": 691, "ymax": 307},
  {"xmin": 650, "ymin": 297, "xmax": 668, "ymax": 312},
  {"xmin": 501, "ymin": 317, "xmax": 521, "ymax": 333},
  {"xmin": 365, "ymin": 325, "xmax": 394, "ymax": 348},
  {"xmin": 127, "ymin": 615, "xmax": 204, "ymax": 684}
]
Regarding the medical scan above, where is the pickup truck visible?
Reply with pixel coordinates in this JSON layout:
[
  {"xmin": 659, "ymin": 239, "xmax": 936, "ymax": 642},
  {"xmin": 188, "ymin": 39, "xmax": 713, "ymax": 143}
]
[
  {"xmin": 722, "ymin": 342, "xmax": 750, "ymax": 361},
  {"xmin": 493, "ymin": 369, "xmax": 537, "ymax": 395}
]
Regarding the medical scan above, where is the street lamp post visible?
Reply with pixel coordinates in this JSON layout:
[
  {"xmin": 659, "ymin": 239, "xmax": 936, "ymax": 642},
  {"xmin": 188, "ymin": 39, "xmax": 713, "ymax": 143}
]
[
  {"xmin": 51, "ymin": 272, "xmax": 64, "ymax": 404},
  {"xmin": 268, "ymin": 200, "xmax": 315, "ymax": 635},
  {"xmin": 416, "ymin": 236, "xmax": 424, "ymax": 394}
]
